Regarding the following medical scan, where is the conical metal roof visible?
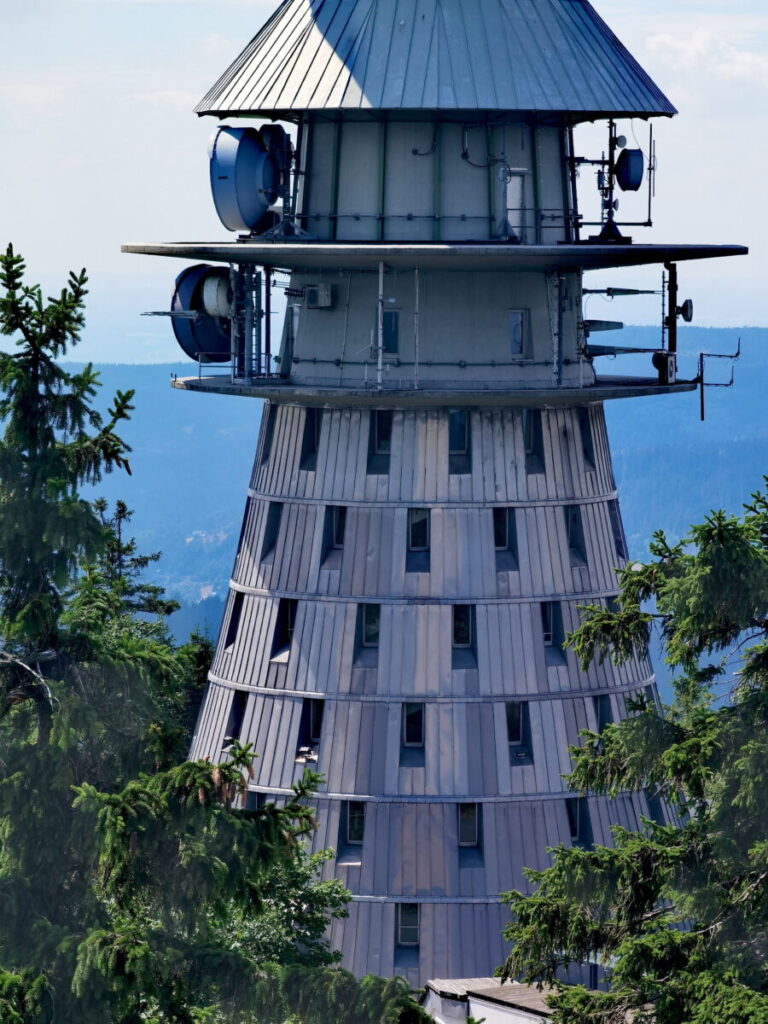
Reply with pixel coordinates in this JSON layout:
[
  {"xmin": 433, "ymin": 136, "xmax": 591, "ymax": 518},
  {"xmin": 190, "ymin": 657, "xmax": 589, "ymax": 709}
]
[{"xmin": 195, "ymin": 0, "xmax": 676, "ymax": 121}]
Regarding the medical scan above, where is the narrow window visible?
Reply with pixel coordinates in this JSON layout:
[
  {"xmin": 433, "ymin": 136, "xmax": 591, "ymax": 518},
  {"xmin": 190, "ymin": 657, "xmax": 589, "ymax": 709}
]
[
  {"xmin": 541, "ymin": 601, "xmax": 565, "ymax": 664},
  {"xmin": 565, "ymin": 797, "xmax": 593, "ymax": 849},
  {"xmin": 506, "ymin": 701, "xmax": 532, "ymax": 764},
  {"xmin": 509, "ymin": 310, "xmax": 527, "ymax": 357},
  {"xmin": 346, "ymin": 801, "xmax": 366, "ymax": 845},
  {"xmin": 493, "ymin": 507, "xmax": 519, "ymax": 571},
  {"xmin": 608, "ymin": 500, "xmax": 627, "ymax": 560},
  {"xmin": 224, "ymin": 591, "xmax": 244, "ymax": 651},
  {"xmin": 367, "ymin": 410, "xmax": 392, "ymax": 474},
  {"xmin": 271, "ymin": 598, "xmax": 297, "ymax": 658},
  {"xmin": 396, "ymin": 903, "xmax": 420, "ymax": 947},
  {"xmin": 576, "ymin": 407, "xmax": 596, "ymax": 470},
  {"xmin": 593, "ymin": 694, "xmax": 613, "ymax": 733},
  {"xmin": 458, "ymin": 803, "xmax": 480, "ymax": 847},
  {"xmin": 408, "ymin": 508, "xmax": 430, "ymax": 552},
  {"xmin": 402, "ymin": 703, "xmax": 425, "ymax": 747},
  {"xmin": 297, "ymin": 698, "xmax": 325, "ymax": 762},
  {"xmin": 260, "ymin": 403, "xmax": 277, "ymax": 465},
  {"xmin": 261, "ymin": 501, "xmax": 282, "ymax": 562},
  {"xmin": 452, "ymin": 605, "xmax": 472, "ymax": 649},
  {"xmin": 362, "ymin": 604, "xmax": 381, "ymax": 647},
  {"xmin": 523, "ymin": 408, "xmax": 544, "ymax": 473},
  {"xmin": 448, "ymin": 409, "xmax": 471, "ymax": 475},
  {"xmin": 224, "ymin": 689, "xmax": 248, "ymax": 744},
  {"xmin": 382, "ymin": 310, "xmax": 399, "ymax": 354},
  {"xmin": 565, "ymin": 505, "xmax": 587, "ymax": 567},
  {"xmin": 332, "ymin": 506, "xmax": 347, "ymax": 549},
  {"xmin": 646, "ymin": 790, "xmax": 666, "ymax": 827},
  {"xmin": 300, "ymin": 407, "xmax": 323, "ymax": 470}
]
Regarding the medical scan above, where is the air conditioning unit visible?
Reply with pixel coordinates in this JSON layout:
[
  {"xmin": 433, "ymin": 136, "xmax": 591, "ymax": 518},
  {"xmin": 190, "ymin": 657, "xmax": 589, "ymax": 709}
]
[{"xmin": 305, "ymin": 284, "xmax": 333, "ymax": 309}]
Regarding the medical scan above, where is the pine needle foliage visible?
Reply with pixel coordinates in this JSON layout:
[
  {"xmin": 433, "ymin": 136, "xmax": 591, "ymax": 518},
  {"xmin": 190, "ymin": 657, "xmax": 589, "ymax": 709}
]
[{"xmin": 501, "ymin": 486, "xmax": 768, "ymax": 1024}]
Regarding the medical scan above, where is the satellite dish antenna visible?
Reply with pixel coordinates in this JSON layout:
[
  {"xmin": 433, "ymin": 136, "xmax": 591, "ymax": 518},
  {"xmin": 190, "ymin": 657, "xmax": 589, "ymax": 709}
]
[
  {"xmin": 209, "ymin": 126, "xmax": 279, "ymax": 232},
  {"xmin": 679, "ymin": 299, "xmax": 694, "ymax": 323},
  {"xmin": 615, "ymin": 149, "xmax": 645, "ymax": 192},
  {"xmin": 171, "ymin": 265, "xmax": 232, "ymax": 363}
]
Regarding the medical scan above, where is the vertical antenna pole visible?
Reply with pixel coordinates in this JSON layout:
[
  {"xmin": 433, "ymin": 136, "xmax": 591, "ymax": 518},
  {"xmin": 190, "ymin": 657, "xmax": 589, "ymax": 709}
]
[
  {"xmin": 377, "ymin": 260, "xmax": 384, "ymax": 390},
  {"xmin": 243, "ymin": 266, "xmax": 254, "ymax": 381},
  {"xmin": 666, "ymin": 262, "xmax": 678, "ymax": 355},
  {"xmin": 229, "ymin": 263, "xmax": 238, "ymax": 385},
  {"xmin": 254, "ymin": 270, "xmax": 262, "ymax": 377},
  {"xmin": 414, "ymin": 267, "xmax": 420, "ymax": 390},
  {"xmin": 264, "ymin": 266, "xmax": 272, "ymax": 374}
]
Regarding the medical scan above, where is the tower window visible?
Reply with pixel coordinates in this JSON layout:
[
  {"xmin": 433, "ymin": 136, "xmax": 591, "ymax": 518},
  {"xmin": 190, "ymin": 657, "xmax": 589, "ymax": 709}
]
[
  {"xmin": 271, "ymin": 599, "xmax": 297, "ymax": 658},
  {"xmin": 565, "ymin": 797, "xmax": 593, "ymax": 849},
  {"xmin": 408, "ymin": 508, "xmax": 430, "ymax": 552},
  {"xmin": 458, "ymin": 803, "xmax": 480, "ymax": 847},
  {"xmin": 594, "ymin": 694, "xmax": 613, "ymax": 733},
  {"xmin": 506, "ymin": 700, "xmax": 523, "ymax": 745},
  {"xmin": 300, "ymin": 407, "xmax": 323, "ymax": 470},
  {"xmin": 224, "ymin": 689, "xmax": 248, "ymax": 745},
  {"xmin": 367, "ymin": 410, "xmax": 392, "ymax": 474},
  {"xmin": 493, "ymin": 507, "xmax": 519, "ymax": 571},
  {"xmin": 261, "ymin": 501, "xmax": 283, "ymax": 562},
  {"xmin": 362, "ymin": 604, "xmax": 381, "ymax": 648},
  {"xmin": 321, "ymin": 505, "xmax": 347, "ymax": 567},
  {"xmin": 332, "ymin": 506, "xmax": 347, "ymax": 549},
  {"xmin": 448, "ymin": 409, "xmax": 471, "ymax": 475},
  {"xmin": 608, "ymin": 500, "xmax": 627, "ymax": 560},
  {"xmin": 260, "ymin": 403, "xmax": 277, "ymax": 465},
  {"xmin": 452, "ymin": 605, "xmax": 472, "ymax": 648},
  {"xmin": 402, "ymin": 702, "xmax": 425, "ymax": 747},
  {"xmin": 506, "ymin": 701, "xmax": 533, "ymax": 764},
  {"xmin": 396, "ymin": 903, "xmax": 420, "ymax": 947},
  {"xmin": 576, "ymin": 407, "xmax": 596, "ymax": 470},
  {"xmin": 541, "ymin": 601, "xmax": 565, "ymax": 664},
  {"xmin": 296, "ymin": 697, "xmax": 325, "ymax": 762},
  {"xmin": 523, "ymin": 409, "xmax": 544, "ymax": 473},
  {"xmin": 383, "ymin": 310, "xmax": 399, "ymax": 354},
  {"xmin": 565, "ymin": 505, "xmax": 587, "ymax": 567},
  {"xmin": 224, "ymin": 591, "xmax": 244, "ymax": 652},
  {"xmin": 346, "ymin": 801, "xmax": 366, "ymax": 845},
  {"xmin": 509, "ymin": 310, "xmax": 527, "ymax": 357}
]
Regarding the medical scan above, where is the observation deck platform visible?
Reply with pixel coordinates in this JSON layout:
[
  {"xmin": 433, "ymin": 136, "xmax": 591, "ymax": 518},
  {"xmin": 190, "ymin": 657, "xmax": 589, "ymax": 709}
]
[
  {"xmin": 170, "ymin": 373, "xmax": 697, "ymax": 407},
  {"xmin": 123, "ymin": 241, "xmax": 747, "ymax": 274}
]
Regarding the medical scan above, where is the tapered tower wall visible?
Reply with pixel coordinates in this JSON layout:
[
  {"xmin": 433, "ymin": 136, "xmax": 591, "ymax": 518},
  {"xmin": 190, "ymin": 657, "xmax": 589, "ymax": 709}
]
[{"xmin": 190, "ymin": 400, "xmax": 662, "ymax": 983}]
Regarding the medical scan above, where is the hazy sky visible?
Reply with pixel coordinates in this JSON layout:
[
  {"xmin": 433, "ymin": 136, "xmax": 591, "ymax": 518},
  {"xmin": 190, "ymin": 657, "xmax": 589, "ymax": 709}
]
[{"xmin": 1, "ymin": 0, "xmax": 765, "ymax": 362}]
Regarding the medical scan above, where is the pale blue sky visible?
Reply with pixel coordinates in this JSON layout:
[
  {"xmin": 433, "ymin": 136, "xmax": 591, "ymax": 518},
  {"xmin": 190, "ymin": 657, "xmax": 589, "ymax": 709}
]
[{"xmin": 1, "ymin": 0, "xmax": 766, "ymax": 361}]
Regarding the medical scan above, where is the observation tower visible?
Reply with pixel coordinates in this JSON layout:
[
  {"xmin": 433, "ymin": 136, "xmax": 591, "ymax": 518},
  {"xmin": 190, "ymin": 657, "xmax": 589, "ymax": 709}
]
[{"xmin": 125, "ymin": 0, "xmax": 746, "ymax": 985}]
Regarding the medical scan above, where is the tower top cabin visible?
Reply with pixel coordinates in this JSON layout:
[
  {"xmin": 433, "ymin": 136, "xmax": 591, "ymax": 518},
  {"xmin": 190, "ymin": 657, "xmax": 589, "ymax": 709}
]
[{"xmin": 125, "ymin": 0, "xmax": 745, "ymax": 401}]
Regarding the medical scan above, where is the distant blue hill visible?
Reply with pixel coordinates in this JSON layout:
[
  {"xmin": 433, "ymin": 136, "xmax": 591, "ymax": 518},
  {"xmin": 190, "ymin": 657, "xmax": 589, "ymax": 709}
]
[{"xmin": 68, "ymin": 325, "xmax": 767, "ymax": 689}]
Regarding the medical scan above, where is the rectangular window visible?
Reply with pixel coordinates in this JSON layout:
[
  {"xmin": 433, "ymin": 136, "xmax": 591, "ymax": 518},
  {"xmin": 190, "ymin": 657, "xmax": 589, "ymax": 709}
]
[
  {"xmin": 296, "ymin": 698, "xmax": 325, "ymax": 761},
  {"xmin": 332, "ymin": 506, "xmax": 347, "ymax": 549},
  {"xmin": 408, "ymin": 508, "xmax": 430, "ymax": 552},
  {"xmin": 541, "ymin": 601, "xmax": 565, "ymax": 664},
  {"xmin": 224, "ymin": 688, "xmax": 248, "ymax": 744},
  {"xmin": 271, "ymin": 598, "xmax": 297, "ymax": 658},
  {"xmin": 576, "ymin": 407, "xmax": 596, "ymax": 470},
  {"xmin": 260, "ymin": 403, "xmax": 277, "ymax": 465},
  {"xmin": 448, "ymin": 409, "xmax": 471, "ymax": 475},
  {"xmin": 506, "ymin": 701, "xmax": 523, "ymax": 745},
  {"xmin": 224, "ymin": 591, "xmax": 244, "ymax": 651},
  {"xmin": 565, "ymin": 505, "xmax": 587, "ymax": 567},
  {"xmin": 261, "ymin": 501, "xmax": 283, "ymax": 562},
  {"xmin": 397, "ymin": 903, "xmax": 420, "ymax": 947},
  {"xmin": 509, "ymin": 310, "xmax": 527, "ymax": 358},
  {"xmin": 362, "ymin": 604, "xmax": 381, "ymax": 648},
  {"xmin": 523, "ymin": 408, "xmax": 544, "ymax": 473},
  {"xmin": 493, "ymin": 507, "xmax": 519, "ymax": 571},
  {"xmin": 346, "ymin": 801, "xmax": 366, "ymax": 845},
  {"xmin": 300, "ymin": 407, "xmax": 323, "ymax": 470},
  {"xmin": 367, "ymin": 410, "xmax": 392, "ymax": 474},
  {"xmin": 565, "ymin": 797, "xmax": 593, "ymax": 849},
  {"xmin": 402, "ymin": 702, "xmax": 425, "ymax": 747},
  {"xmin": 452, "ymin": 605, "xmax": 472, "ymax": 649},
  {"xmin": 608, "ymin": 500, "xmax": 627, "ymax": 560},
  {"xmin": 382, "ymin": 310, "xmax": 399, "ymax": 354},
  {"xmin": 458, "ymin": 803, "xmax": 480, "ymax": 847},
  {"xmin": 594, "ymin": 694, "xmax": 613, "ymax": 733}
]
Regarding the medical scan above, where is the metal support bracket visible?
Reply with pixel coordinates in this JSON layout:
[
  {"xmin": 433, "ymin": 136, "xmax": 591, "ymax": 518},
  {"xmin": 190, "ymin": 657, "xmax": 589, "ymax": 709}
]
[{"xmin": 697, "ymin": 339, "xmax": 741, "ymax": 420}]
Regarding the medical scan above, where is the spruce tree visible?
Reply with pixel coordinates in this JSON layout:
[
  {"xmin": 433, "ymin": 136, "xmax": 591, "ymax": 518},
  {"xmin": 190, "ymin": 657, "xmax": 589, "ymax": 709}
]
[{"xmin": 501, "ymin": 490, "xmax": 768, "ymax": 1024}]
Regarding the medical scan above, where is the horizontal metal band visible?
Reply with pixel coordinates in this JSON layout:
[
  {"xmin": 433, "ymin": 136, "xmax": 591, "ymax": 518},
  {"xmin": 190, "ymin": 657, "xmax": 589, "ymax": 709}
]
[
  {"xmin": 246, "ymin": 488, "xmax": 620, "ymax": 509},
  {"xmin": 242, "ymin": 784, "xmax": 631, "ymax": 805}
]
